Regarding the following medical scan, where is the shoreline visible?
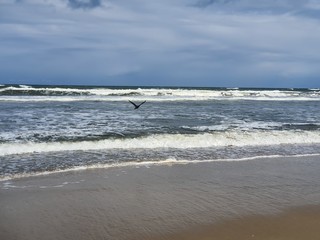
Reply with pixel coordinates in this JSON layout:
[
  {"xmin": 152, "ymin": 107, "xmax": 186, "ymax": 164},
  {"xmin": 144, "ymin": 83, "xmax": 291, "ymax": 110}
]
[
  {"xmin": 1, "ymin": 155, "xmax": 320, "ymax": 240},
  {"xmin": 2, "ymin": 153, "xmax": 320, "ymax": 182}
]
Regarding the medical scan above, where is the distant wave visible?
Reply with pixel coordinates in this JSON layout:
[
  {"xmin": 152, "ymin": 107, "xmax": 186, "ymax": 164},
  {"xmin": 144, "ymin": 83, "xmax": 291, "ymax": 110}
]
[
  {"xmin": 1, "ymin": 130, "xmax": 320, "ymax": 156},
  {"xmin": 18, "ymin": 85, "xmax": 32, "ymax": 88},
  {"xmin": 1, "ymin": 86, "xmax": 320, "ymax": 101},
  {"xmin": 0, "ymin": 86, "xmax": 93, "ymax": 96}
]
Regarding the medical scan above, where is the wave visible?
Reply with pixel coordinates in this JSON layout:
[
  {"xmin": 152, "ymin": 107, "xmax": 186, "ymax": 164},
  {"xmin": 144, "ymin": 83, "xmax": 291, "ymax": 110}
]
[
  {"xmin": 2, "ymin": 154, "xmax": 320, "ymax": 182},
  {"xmin": 1, "ymin": 130, "xmax": 320, "ymax": 156},
  {"xmin": 0, "ymin": 86, "xmax": 320, "ymax": 101},
  {"xmin": 0, "ymin": 86, "xmax": 92, "ymax": 96},
  {"xmin": 18, "ymin": 85, "xmax": 32, "ymax": 88},
  {"xmin": 182, "ymin": 123, "xmax": 320, "ymax": 132},
  {"xmin": 2, "ymin": 96, "xmax": 320, "ymax": 103}
]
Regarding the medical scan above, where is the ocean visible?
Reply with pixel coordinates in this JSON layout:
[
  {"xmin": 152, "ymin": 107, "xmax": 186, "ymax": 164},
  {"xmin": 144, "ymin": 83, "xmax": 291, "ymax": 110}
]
[{"xmin": 1, "ymin": 84, "xmax": 320, "ymax": 180}]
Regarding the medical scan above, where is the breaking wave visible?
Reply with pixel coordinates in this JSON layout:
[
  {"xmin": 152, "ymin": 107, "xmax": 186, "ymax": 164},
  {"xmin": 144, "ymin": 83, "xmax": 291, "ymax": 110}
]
[
  {"xmin": 1, "ymin": 130, "xmax": 320, "ymax": 156},
  {"xmin": 0, "ymin": 85, "xmax": 320, "ymax": 101}
]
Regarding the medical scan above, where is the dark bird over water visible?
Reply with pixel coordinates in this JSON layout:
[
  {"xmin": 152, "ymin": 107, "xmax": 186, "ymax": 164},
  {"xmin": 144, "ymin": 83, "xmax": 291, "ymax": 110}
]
[{"xmin": 129, "ymin": 100, "xmax": 146, "ymax": 109}]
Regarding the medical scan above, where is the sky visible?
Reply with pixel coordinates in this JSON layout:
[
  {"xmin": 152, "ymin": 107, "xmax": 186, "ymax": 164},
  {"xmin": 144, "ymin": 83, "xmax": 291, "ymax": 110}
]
[{"xmin": 1, "ymin": 0, "xmax": 320, "ymax": 87}]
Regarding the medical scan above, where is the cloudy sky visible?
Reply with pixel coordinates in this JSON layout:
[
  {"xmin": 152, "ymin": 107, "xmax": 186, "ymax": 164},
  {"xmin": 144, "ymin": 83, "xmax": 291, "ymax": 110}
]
[{"xmin": 1, "ymin": 0, "xmax": 320, "ymax": 87}]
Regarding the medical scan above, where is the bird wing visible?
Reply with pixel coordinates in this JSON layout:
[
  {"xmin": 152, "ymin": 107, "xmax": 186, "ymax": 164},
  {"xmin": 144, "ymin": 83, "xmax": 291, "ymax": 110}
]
[
  {"xmin": 129, "ymin": 100, "xmax": 138, "ymax": 107},
  {"xmin": 138, "ymin": 100, "xmax": 146, "ymax": 107}
]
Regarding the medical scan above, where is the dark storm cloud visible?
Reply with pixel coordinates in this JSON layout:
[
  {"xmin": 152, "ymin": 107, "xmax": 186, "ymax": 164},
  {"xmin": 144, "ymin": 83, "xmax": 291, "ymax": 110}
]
[{"xmin": 68, "ymin": 0, "xmax": 102, "ymax": 9}]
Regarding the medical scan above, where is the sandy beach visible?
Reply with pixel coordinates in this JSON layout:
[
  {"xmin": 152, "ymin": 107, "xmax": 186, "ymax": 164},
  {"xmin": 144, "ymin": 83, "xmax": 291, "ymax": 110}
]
[{"xmin": 1, "ymin": 155, "xmax": 320, "ymax": 240}]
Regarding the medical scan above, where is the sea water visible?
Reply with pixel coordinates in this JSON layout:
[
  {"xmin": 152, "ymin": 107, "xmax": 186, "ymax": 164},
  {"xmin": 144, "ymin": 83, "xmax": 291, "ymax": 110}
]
[{"xmin": 1, "ymin": 85, "xmax": 320, "ymax": 180}]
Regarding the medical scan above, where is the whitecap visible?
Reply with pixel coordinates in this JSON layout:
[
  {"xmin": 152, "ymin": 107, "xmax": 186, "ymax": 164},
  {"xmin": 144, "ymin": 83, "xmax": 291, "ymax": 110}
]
[{"xmin": 1, "ymin": 130, "xmax": 320, "ymax": 156}]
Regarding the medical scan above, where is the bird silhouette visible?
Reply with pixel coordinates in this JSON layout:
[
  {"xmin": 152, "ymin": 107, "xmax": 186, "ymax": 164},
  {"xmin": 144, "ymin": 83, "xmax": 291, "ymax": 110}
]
[{"xmin": 129, "ymin": 100, "xmax": 146, "ymax": 109}]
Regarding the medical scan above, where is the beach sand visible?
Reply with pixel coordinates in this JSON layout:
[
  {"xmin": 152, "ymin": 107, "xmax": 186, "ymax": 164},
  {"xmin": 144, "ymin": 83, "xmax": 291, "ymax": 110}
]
[{"xmin": 1, "ymin": 155, "xmax": 320, "ymax": 240}]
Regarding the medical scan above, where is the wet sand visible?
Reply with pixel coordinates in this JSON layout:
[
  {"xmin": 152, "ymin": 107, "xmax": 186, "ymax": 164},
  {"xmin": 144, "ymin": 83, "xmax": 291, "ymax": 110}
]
[
  {"xmin": 155, "ymin": 205, "xmax": 320, "ymax": 240},
  {"xmin": 1, "ymin": 155, "xmax": 320, "ymax": 240}
]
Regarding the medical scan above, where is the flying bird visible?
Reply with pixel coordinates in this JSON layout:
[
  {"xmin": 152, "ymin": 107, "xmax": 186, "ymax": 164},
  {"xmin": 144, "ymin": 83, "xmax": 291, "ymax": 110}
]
[{"xmin": 129, "ymin": 100, "xmax": 146, "ymax": 109}]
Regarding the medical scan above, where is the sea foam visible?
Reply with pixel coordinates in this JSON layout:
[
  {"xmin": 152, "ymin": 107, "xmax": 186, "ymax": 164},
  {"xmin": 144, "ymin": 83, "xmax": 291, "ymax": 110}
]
[
  {"xmin": 1, "ymin": 86, "xmax": 319, "ymax": 101},
  {"xmin": 1, "ymin": 130, "xmax": 320, "ymax": 156}
]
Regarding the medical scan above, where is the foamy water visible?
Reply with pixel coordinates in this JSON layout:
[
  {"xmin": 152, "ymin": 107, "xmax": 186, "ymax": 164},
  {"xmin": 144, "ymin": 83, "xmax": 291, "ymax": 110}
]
[
  {"xmin": 1, "ymin": 131, "xmax": 320, "ymax": 156},
  {"xmin": 1, "ymin": 84, "xmax": 320, "ymax": 180},
  {"xmin": 1, "ymin": 85, "xmax": 320, "ymax": 102}
]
